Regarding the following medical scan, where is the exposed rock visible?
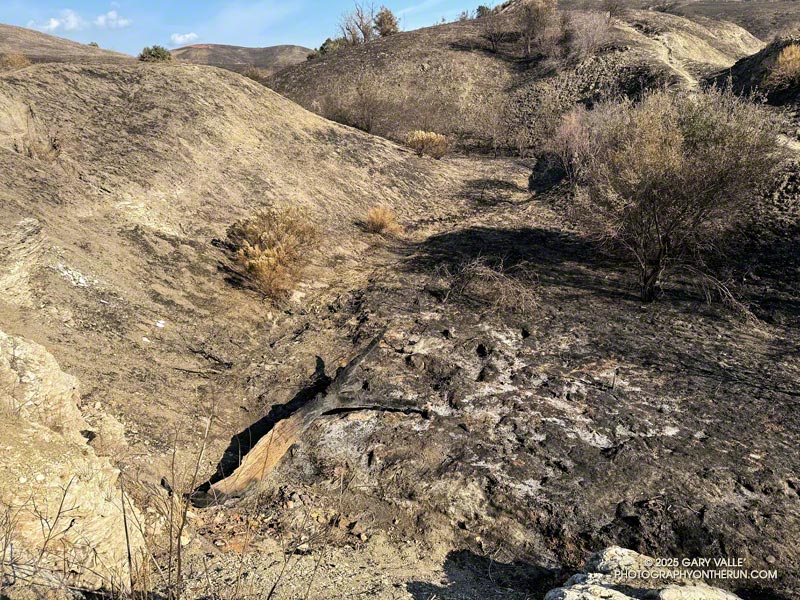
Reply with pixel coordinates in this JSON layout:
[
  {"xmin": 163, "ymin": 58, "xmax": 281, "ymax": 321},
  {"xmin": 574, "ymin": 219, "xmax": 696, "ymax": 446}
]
[
  {"xmin": 545, "ymin": 547, "xmax": 742, "ymax": 600},
  {"xmin": 0, "ymin": 329, "xmax": 142, "ymax": 592}
]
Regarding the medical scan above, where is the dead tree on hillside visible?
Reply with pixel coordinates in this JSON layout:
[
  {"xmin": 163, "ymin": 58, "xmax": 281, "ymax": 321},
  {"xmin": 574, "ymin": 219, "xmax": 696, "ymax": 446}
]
[{"xmin": 340, "ymin": 1, "xmax": 377, "ymax": 45}]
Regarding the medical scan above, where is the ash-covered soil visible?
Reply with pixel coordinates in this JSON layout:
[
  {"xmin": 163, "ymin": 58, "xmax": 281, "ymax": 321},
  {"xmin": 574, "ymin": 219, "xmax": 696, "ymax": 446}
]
[{"xmin": 189, "ymin": 179, "xmax": 799, "ymax": 599}]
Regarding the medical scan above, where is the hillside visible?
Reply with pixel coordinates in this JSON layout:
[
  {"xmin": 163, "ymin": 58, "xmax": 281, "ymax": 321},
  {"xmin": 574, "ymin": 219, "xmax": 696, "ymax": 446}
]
[
  {"xmin": 0, "ymin": 23, "xmax": 132, "ymax": 63},
  {"xmin": 172, "ymin": 43, "xmax": 311, "ymax": 75},
  {"xmin": 268, "ymin": 8, "xmax": 762, "ymax": 149},
  {"xmin": 1, "ymin": 55, "xmax": 798, "ymax": 599},
  {"xmin": 715, "ymin": 35, "xmax": 800, "ymax": 104},
  {"xmin": 559, "ymin": 1, "xmax": 800, "ymax": 39}
]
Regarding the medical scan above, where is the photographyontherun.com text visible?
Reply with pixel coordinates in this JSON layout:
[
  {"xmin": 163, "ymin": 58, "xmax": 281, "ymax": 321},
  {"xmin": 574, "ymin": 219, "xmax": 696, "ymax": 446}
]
[{"xmin": 614, "ymin": 558, "xmax": 778, "ymax": 581}]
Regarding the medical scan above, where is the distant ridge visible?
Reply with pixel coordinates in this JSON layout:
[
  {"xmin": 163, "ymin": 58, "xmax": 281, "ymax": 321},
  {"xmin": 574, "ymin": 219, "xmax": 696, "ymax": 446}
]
[
  {"xmin": 0, "ymin": 23, "xmax": 132, "ymax": 64},
  {"xmin": 171, "ymin": 43, "xmax": 311, "ymax": 75}
]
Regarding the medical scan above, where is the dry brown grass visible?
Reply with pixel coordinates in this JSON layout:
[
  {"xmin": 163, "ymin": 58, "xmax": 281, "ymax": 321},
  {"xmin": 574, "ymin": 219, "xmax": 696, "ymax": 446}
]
[
  {"xmin": 363, "ymin": 205, "xmax": 403, "ymax": 237},
  {"xmin": 0, "ymin": 53, "xmax": 31, "ymax": 72},
  {"xmin": 227, "ymin": 206, "xmax": 319, "ymax": 299},
  {"xmin": 443, "ymin": 258, "xmax": 538, "ymax": 315},
  {"xmin": 406, "ymin": 131, "xmax": 449, "ymax": 159},
  {"xmin": 767, "ymin": 43, "xmax": 800, "ymax": 88}
]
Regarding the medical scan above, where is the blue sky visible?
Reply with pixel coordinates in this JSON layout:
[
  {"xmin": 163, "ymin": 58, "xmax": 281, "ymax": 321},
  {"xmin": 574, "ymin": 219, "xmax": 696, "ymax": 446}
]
[{"xmin": 0, "ymin": 0, "xmax": 495, "ymax": 54}]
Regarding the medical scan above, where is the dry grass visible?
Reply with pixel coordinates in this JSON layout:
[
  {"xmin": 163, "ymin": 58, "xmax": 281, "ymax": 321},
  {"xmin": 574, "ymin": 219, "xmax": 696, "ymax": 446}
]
[
  {"xmin": 406, "ymin": 131, "xmax": 450, "ymax": 159},
  {"xmin": 767, "ymin": 43, "xmax": 800, "ymax": 88},
  {"xmin": 0, "ymin": 53, "xmax": 31, "ymax": 72},
  {"xmin": 227, "ymin": 206, "xmax": 319, "ymax": 299},
  {"xmin": 363, "ymin": 205, "xmax": 403, "ymax": 237},
  {"xmin": 442, "ymin": 258, "xmax": 538, "ymax": 315}
]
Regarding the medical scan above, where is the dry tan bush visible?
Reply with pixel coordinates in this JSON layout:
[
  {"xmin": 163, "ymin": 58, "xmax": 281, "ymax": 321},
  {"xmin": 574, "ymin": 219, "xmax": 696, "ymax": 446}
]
[
  {"xmin": 227, "ymin": 206, "xmax": 319, "ymax": 298},
  {"xmin": 567, "ymin": 10, "xmax": 612, "ymax": 60},
  {"xmin": 364, "ymin": 205, "xmax": 403, "ymax": 236},
  {"xmin": 406, "ymin": 130, "xmax": 450, "ymax": 158},
  {"xmin": 548, "ymin": 106, "xmax": 590, "ymax": 183},
  {"xmin": 0, "ymin": 53, "xmax": 31, "ymax": 72},
  {"xmin": 568, "ymin": 86, "xmax": 786, "ymax": 301},
  {"xmin": 767, "ymin": 43, "xmax": 800, "ymax": 88}
]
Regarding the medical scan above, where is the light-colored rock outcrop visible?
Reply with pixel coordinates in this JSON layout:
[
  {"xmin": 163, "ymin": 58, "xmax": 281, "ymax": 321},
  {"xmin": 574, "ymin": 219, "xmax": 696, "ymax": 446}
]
[
  {"xmin": 545, "ymin": 547, "xmax": 742, "ymax": 600},
  {"xmin": 0, "ymin": 330, "xmax": 141, "ymax": 592}
]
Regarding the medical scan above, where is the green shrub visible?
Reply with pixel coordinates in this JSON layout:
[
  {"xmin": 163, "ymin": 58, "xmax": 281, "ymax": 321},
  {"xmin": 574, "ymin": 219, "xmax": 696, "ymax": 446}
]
[
  {"xmin": 374, "ymin": 7, "xmax": 400, "ymax": 37},
  {"xmin": 138, "ymin": 46, "xmax": 173, "ymax": 62}
]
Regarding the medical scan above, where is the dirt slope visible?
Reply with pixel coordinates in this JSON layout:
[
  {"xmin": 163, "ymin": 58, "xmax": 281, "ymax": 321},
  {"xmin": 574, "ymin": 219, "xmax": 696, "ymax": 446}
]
[
  {"xmin": 172, "ymin": 43, "xmax": 311, "ymax": 75},
  {"xmin": 0, "ymin": 23, "xmax": 132, "ymax": 64},
  {"xmin": 268, "ymin": 9, "xmax": 761, "ymax": 147},
  {"xmin": 0, "ymin": 61, "xmax": 493, "ymax": 487},
  {"xmin": 560, "ymin": 0, "xmax": 800, "ymax": 39},
  {"xmin": 714, "ymin": 35, "xmax": 800, "ymax": 105}
]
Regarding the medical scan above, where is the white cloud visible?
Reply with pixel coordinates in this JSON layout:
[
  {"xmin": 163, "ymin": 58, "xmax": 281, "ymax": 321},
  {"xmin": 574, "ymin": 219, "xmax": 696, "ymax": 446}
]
[
  {"xmin": 94, "ymin": 10, "xmax": 131, "ymax": 29},
  {"xmin": 29, "ymin": 9, "xmax": 86, "ymax": 32},
  {"xmin": 170, "ymin": 32, "xmax": 199, "ymax": 46}
]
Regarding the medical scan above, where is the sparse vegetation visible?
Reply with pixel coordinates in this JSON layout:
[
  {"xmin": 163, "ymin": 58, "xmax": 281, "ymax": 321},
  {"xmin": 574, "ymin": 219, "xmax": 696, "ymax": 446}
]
[
  {"xmin": 227, "ymin": 206, "xmax": 319, "ymax": 299},
  {"xmin": 363, "ymin": 205, "xmax": 403, "ymax": 236},
  {"xmin": 767, "ymin": 42, "xmax": 800, "ymax": 88},
  {"xmin": 242, "ymin": 65, "xmax": 269, "ymax": 83},
  {"xmin": 480, "ymin": 13, "xmax": 511, "ymax": 53},
  {"xmin": 88, "ymin": 41, "xmax": 100, "ymax": 48},
  {"xmin": 374, "ymin": 6, "xmax": 400, "ymax": 37},
  {"xmin": 566, "ymin": 10, "xmax": 613, "ymax": 60},
  {"xmin": 0, "ymin": 52, "xmax": 31, "ymax": 71},
  {"xmin": 138, "ymin": 45, "xmax": 173, "ymax": 62},
  {"xmin": 557, "ymin": 86, "xmax": 786, "ymax": 301},
  {"xmin": 406, "ymin": 130, "xmax": 450, "ymax": 158}
]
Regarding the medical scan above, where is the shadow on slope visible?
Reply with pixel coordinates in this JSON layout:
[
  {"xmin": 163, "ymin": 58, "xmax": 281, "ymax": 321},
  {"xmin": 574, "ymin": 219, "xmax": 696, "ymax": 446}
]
[{"xmin": 406, "ymin": 549, "xmax": 558, "ymax": 600}]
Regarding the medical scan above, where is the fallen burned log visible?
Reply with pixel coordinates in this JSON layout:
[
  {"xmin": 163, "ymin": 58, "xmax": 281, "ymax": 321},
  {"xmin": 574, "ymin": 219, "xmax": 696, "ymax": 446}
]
[{"xmin": 208, "ymin": 331, "xmax": 385, "ymax": 498}]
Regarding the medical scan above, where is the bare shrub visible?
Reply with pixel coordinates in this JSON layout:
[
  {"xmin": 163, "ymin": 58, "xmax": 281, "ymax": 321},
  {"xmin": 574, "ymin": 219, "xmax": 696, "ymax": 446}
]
[
  {"xmin": 566, "ymin": 10, "xmax": 613, "ymax": 60},
  {"xmin": 767, "ymin": 43, "xmax": 800, "ymax": 89},
  {"xmin": 548, "ymin": 106, "xmax": 590, "ymax": 184},
  {"xmin": 0, "ymin": 53, "xmax": 31, "ymax": 72},
  {"xmin": 443, "ymin": 258, "xmax": 538, "ymax": 315},
  {"xmin": 516, "ymin": 0, "xmax": 560, "ymax": 58},
  {"xmin": 319, "ymin": 74, "xmax": 385, "ymax": 133},
  {"xmin": 227, "ymin": 206, "xmax": 319, "ymax": 299},
  {"xmin": 568, "ymin": 87, "xmax": 786, "ymax": 301},
  {"xmin": 340, "ymin": 2, "xmax": 377, "ymax": 45},
  {"xmin": 363, "ymin": 205, "xmax": 403, "ymax": 236},
  {"xmin": 481, "ymin": 14, "xmax": 512, "ymax": 53},
  {"xmin": 406, "ymin": 130, "xmax": 450, "ymax": 158}
]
